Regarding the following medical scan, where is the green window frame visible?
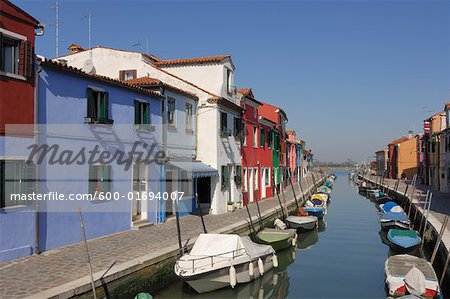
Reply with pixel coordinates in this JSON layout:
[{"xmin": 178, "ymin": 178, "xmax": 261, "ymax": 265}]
[
  {"xmin": 88, "ymin": 165, "xmax": 111, "ymax": 196},
  {"xmin": 220, "ymin": 112, "xmax": 228, "ymax": 134},
  {"xmin": 0, "ymin": 160, "xmax": 35, "ymax": 208},
  {"xmin": 86, "ymin": 88, "xmax": 112, "ymax": 124},
  {"xmin": 235, "ymin": 165, "xmax": 242, "ymax": 186},
  {"xmin": 134, "ymin": 100, "xmax": 150, "ymax": 125},
  {"xmin": 260, "ymin": 128, "xmax": 265, "ymax": 148},
  {"xmin": 221, "ymin": 165, "xmax": 230, "ymax": 190}
]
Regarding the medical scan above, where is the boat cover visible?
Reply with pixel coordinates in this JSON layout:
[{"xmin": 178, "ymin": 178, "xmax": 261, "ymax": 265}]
[
  {"xmin": 380, "ymin": 212, "xmax": 410, "ymax": 223},
  {"xmin": 387, "ymin": 229, "xmax": 420, "ymax": 249},
  {"xmin": 382, "ymin": 201, "xmax": 399, "ymax": 212},
  {"xmin": 404, "ymin": 267, "xmax": 426, "ymax": 296},
  {"xmin": 385, "ymin": 255, "xmax": 439, "ymax": 297},
  {"xmin": 190, "ymin": 234, "xmax": 274, "ymax": 260}
]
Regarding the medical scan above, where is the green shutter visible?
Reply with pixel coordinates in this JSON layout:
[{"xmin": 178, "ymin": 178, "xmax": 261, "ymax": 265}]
[
  {"xmin": 101, "ymin": 92, "xmax": 109, "ymax": 119},
  {"xmin": 102, "ymin": 166, "xmax": 111, "ymax": 193},
  {"xmin": 134, "ymin": 100, "xmax": 140, "ymax": 125},
  {"xmin": 86, "ymin": 88, "xmax": 94, "ymax": 117},
  {"xmin": 88, "ymin": 165, "xmax": 96, "ymax": 194},
  {"xmin": 260, "ymin": 129, "xmax": 264, "ymax": 147},
  {"xmin": 144, "ymin": 103, "xmax": 149, "ymax": 125}
]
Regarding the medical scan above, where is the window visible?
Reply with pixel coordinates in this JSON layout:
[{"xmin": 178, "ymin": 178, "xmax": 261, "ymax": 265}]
[
  {"xmin": 86, "ymin": 88, "xmax": 113, "ymax": 124},
  {"xmin": 220, "ymin": 112, "xmax": 228, "ymax": 136},
  {"xmin": 88, "ymin": 165, "xmax": 111, "ymax": 196},
  {"xmin": 134, "ymin": 100, "xmax": 150, "ymax": 127},
  {"xmin": 243, "ymin": 123, "xmax": 247, "ymax": 146},
  {"xmin": 185, "ymin": 103, "xmax": 193, "ymax": 130},
  {"xmin": 0, "ymin": 160, "xmax": 35, "ymax": 208},
  {"xmin": 260, "ymin": 128, "xmax": 265, "ymax": 148},
  {"xmin": 0, "ymin": 32, "xmax": 32, "ymax": 77},
  {"xmin": 221, "ymin": 165, "xmax": 230, "ymax": 190},
  {"xmin": 226, "ymin": 68, "xmax": 232, "ymax": 94},
  {"xmin": 253, "ymin": 126, "xmax": 258, "ymax": 148},
  {"xmin": 167, "ymin": 97, "xmax": 176, "ymax": 126},
  {"xmin": 119, "ymin": 69, "xmax": 137, "ymax": 81},
  {"xmin": 268, "ymin": 130, "xmax": 272, "ymax": 149},
  {"xmin": 243, "ymin": 168, "xmax": 248, "ymax": 192},
  {"xmin": 234, "ymin": 117, "xmax": 242, "ymax": 138},
  {"xmin": 265, "ymin": 168, "xmax": 270, "ymax": 187},
  {"xmin": 235, "ymin": 165, "xmax": 242, "ymax": 186},
  {"xmin": 447, "ymin": 168, "xmax": 450, "ymax": 184},
  {"xmin": 254, "ymin": 168, "xmax": 258, "ymax": 190}
]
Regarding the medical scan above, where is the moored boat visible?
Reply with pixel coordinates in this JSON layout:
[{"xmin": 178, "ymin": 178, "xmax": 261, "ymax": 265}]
[
  {"xmin": 285, "ymin": 215, "xmax": 318, "ymax": 231},
  {"xmin": 303, "ymin": 206, "xmax": 326, "ymax": 218},
  {"xmin": 256, "ymin": 228, "xmax": 297, "ymax": 251},
  {"xmin": 380, "ymin": 212, "xmax": 411, "ymax": 230},
  {"xmin": 316, "ymin": 186, "xmax": 331, "ymax": 194},
  {"xmin": 312, "ymin": 193, "xmax": 329, "ymax": 202},
  {"xmin": 387, "ymin": 229, "xmax": 421, "ymax": 254},
  {"xmin": 174, "ymin": 234, "xmax": 277, "ymax": 293},
  {"xmin": 380, "ymin": 201, "xmax": 404, "ymax": 214},
  {"xmin": 385, "ymin": 254, "xmax": 440, "ymax": 298}
]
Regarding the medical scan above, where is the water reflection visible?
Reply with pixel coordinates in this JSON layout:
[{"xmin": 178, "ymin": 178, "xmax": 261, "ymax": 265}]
[{"xmin": 297, "ymin": 230, "xmax": 318, "ymax": 250}]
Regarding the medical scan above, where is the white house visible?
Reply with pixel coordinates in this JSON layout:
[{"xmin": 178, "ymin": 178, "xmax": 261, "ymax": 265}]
[{"xmin": 56, "ymin": 45, "xmax": 242, "ymax": 215}]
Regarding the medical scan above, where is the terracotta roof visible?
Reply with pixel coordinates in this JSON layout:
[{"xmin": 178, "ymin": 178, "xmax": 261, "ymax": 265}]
[
  {"xmin": 156, "ymin": 55, "xmax": 231, "ymax": 67},
  {"xmin": 237, "ymin": 88, "xmax": 253, "ymax": 96},
  {"xmin": 38, "ymin": 57, "xmax": 163, "ymax": 99},
  {"xmin": 258, "ymin": 102, "xmax": 288, "ymax": 124},
  {"xmin": 125, "ymin": 76, "xmax": 198, "ymax": 99},
  {"xmin": 388, "ymin": 136, "xmax": 408, "ymax": 145}
]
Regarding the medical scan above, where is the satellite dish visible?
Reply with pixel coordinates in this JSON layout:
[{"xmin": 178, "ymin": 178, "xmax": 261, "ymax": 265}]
[{"xmin": 82, "ymin": 59, "xmax": 96, "ymax": 75}]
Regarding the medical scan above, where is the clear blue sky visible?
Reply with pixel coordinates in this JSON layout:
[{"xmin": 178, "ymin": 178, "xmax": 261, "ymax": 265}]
[{"xmin": 15, "ymin": 0, "xmax": 450, "ymax": 163}]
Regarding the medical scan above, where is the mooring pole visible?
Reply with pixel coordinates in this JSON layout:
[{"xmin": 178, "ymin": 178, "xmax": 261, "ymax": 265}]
[
  {"xmin": 420, "ymin": 193, "xmax": 432, "ymax": 245},
  {"xmin": 244, "ymin": 195, "xmax": 257, "ymax": 238},
  {"xmin": 430, "ymin": 215, "xmax": 449, "ymax": 265},
  {"xmin": 288, "ymin": 169, "xmax": 299, "ymax": 210},
  {"xmin": 195, "ymin": 192, "xmax": 207, "ymax": 234},
  {"xmin": 274, "ymin": 176, "xmax": 286, "ymax": 221},
  {"xmin": 174, "ymin": 196, "xmax": 183, "ymax": 253},
  {"xmin": 298, "ymin": 177, "xmax": 306, "ymax": 204},
  {"xmin": 77, "ymin": 207, "xmax": 97, "ymax": 299},
  {"xmin": 440, "ymin": 249, "xmax": 450, "ymax": 286}
]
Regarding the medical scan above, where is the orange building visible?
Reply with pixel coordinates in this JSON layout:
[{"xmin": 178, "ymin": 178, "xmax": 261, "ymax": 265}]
[{"xmin": 397, "ymin": 133, "xmax": 418, "ymax": 180}]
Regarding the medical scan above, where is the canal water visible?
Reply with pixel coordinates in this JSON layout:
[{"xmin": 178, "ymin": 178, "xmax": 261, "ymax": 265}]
[{"xmin": 154, "ymin": 170, "xmax": 427, "ymax": 298}]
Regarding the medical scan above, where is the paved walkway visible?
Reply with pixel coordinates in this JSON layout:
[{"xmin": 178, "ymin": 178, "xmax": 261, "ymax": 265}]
[{"xmin": 0, "ymin": 174, "xmax": 325, "ymax": 299}]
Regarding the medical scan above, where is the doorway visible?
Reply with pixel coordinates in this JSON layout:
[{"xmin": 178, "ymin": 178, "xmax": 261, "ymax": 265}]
[
  {"xmin": 197, "ymin": 177, "xmax": 211, "ymax": 214},
  {"xmin": 132, "ymin": 164, "xmax": 147, "ymax": 225}
]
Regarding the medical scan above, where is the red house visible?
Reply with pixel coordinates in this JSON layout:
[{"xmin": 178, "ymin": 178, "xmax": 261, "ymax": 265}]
[
  {"xmin": 387, "ymin": 136, "xmax": 408, "ymax": 179},
  {"xmin": 239, "ymin": 88, "xmax": 275, "ymax": 204},
  {"xmin": 0, "ymin": 0, "xmax": 43, "ymax": 135}
]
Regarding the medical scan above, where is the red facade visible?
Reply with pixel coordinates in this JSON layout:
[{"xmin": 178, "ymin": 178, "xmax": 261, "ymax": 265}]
[
  {"xmin": 0, "ymin": 0, "xmax": 41, "ymax": 135},
  {"xmin": 239, "ymin": 89, "xmax": 273, "ymax": 204}
]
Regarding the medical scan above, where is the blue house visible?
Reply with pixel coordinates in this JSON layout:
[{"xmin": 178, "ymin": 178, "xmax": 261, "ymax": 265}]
[{"xmin": 35, "ymin": 58, "xmax": 165, "ymax": 252}]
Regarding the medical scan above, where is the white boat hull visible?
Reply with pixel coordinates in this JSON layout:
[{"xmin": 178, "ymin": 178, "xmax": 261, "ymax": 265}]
[{"xmin": 286, "ymin": 216, "xmax": 318, "ymax": 231}]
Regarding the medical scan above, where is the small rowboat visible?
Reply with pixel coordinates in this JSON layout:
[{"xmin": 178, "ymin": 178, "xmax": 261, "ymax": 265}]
[
  {"xmin": 256, "ymin": 228, "xmax": 297, "ymax": 252},
  {"xmin": 385, "ymin": 255, "xmax": 440, "ymax": 298},
  {"xmin": 380, "ymin": 202, "xmax": 404, "ymax": 214},
  {"xmin": 286, "ymin": 215, "xmax": 318, "ymax": 231},
  {"xmin": 387, "ymin": 229, "xmax": 421, "ymax": 254},
  {"xmin": 316, "ymin": 186, "xmax": 331, "ymax": 194},
  {"xmin": 380, "ymin": 212, "xmax": 410, "ymax": 230},
  {"xmin": 303, "ymin": 206, "xmax": 326, "ymax": 218},
  {"xmin": 312, "ymin": 193, "xmax": 329, "ymax": 202}
]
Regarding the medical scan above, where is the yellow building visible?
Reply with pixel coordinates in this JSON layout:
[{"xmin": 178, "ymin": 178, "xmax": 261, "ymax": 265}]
[{"xmin": 397, "ymin": 133, "xmax": 418, "ymax": 180}]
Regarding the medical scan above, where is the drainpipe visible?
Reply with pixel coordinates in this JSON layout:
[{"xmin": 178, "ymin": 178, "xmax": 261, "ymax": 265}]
[{"xmin": 34, "ymin": 59, "xmax": 43, "ymax": 255}]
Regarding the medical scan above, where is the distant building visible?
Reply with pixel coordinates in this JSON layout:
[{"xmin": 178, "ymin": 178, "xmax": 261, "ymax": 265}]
[
  {"xmin": 397, "ymin": 132, "xmax": 418, "ymax": 180},
  {"xmin": 440, "ymin": 102, "xmax": 450, "ymax": 193},
  {"xmin": 423, "ymin": 111, "xmax": 446, "ymax": 189},
  {"xmin": 375, "ymin": 147, "xmax": 388, "ymax": 176},
  {"xmin": 387, "ymin": 136, "xmax": 409, "ymax": 179}
]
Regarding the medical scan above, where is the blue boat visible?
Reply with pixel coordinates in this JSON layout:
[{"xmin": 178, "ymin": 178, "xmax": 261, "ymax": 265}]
[
  {"xmin": 304, "ymin": 206, "xmax": 325, "ymax": 218},
  {"xmin": 379, "ymin": 212, "xmax": 410, "ymax": 230},
  {"xmin": 380, "ymin": 201, "xmax": 398, "ymax": 213},
  {"xmin": 387, "ymin": 229, "xmax": 421, "ymax": 254}
]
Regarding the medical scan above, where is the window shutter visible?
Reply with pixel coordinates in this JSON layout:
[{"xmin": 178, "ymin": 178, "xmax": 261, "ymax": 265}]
[
  {"xmin": 88, "ymin": 166, "xmax": 96, "ymax": 194},
  {"xmin": 132, "ymin": 70, "xmax": 137, "ymax": 79},
  {"xmin": 102, "ymin": 92, "xmax": 109, "ymax": 119},
  {"xmin": 24, "ymin": 161, "xmax": 35, "ymax": 198},
  {"xmin": 25, "ymin": 41, "xmax": 32, "ymax": 77},
  {"xmin": 0, "ymin": 161, "xmax": 5, "ymax": 208},
  {"xmin": 134, "ymin": 100, "xmax": 140, "ymax": 125},
  {"xmin": 86, "ymin": 88, "xmax": 94, "ymax": 117},
  {"xmin": 0, "ymin": 33, "xmax": 3, "ymax": 71},
  {"xmin": 19, "ymin": 41, "xmax": 25, "ymax": 76},
  {"xmin": 119, "ymin": 70, "xmax": 125, "ymax": 80},
  {"xmin": 144, "ymin": 103, "xmax": 149, "ymax": 125},
  {"xmin": 103, "ymin": 166, "xmax": 111, "ymax": 193}
]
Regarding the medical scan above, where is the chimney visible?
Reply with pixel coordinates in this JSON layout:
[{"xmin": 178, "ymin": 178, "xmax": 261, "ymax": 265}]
[
  {"xmin": 445, "ymin": 102, "xmax": 450, "ymax": 111},
  {"xmin": 408, "ymin": 130, "xmax": 414, "ymax": 139},
  {"xmin": 67, "ymin": 44, "xmax": 86, "ymax": 54}
]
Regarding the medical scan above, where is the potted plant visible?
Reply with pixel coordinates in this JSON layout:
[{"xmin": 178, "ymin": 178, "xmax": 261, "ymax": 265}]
[
  {"xmin": 227, "ymin": 201, "xmax": 235, "ymax": 212},
  {"xmin": 235, "ymin": 201, "xmax": 242, "ymax": 209}
]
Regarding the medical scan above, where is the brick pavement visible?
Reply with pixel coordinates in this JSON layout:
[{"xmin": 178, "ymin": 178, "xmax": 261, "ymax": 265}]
[{"xmin": 0, "ymin": 174, "xmax": 325, "ymax": 299}]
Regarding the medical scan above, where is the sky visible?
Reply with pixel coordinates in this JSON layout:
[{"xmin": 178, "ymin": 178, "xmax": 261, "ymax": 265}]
[{"xmin": 13, "ymin": 0, "xmax": 450, "ymax": 163}]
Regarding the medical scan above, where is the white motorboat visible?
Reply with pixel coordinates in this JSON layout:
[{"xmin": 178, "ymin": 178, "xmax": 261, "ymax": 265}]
[
  {"xmin": 286, "ymin": 215, "xmax": 318, "ymax": 231},
  {"xmin": 174, "ymin": 234, "xmax": 277, "ymax": 293}
]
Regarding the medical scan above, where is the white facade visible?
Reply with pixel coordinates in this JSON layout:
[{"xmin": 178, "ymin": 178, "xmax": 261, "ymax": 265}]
[{"xmin": 56, "ymin": 47, "xmax": 242, "ymax": 214}]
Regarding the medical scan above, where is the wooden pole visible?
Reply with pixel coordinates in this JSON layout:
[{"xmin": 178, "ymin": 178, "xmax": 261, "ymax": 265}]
[
  {"xmin": 440, "ymin": 250, "xmax": 450, "ymax": 286},
  {"xmin": 298, "ymin": 178, "xmax": 306, "ymax": 204},
  {"xmin": 288, "ymin": 169, "xmax": 299, "ymax": 210},
  {"xmin": 430, "ymin": 215, "xmax": 449, "ymax": 265},
  {"xmin": 174, "ymin": 195, "xmax": 183, "ymax": 253},
  {"xmin": 274, "ymin": 176, "xmax": 286, "ymax": 221},
  {"xmin": 77, "ymin": 207, "xmax": 97, "ymax": 299},
  {"xmin": 195, "ymin": 192, "xmax": 207, "ymax": 234},
  {"xmin": 244, "ymin": 195, "xmax": 257, "ymax": 238},
  {"xmin": 420, "ymin": 193, "xmax": 432, "ymax": 245}
]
